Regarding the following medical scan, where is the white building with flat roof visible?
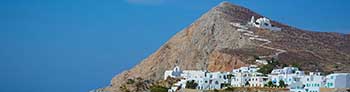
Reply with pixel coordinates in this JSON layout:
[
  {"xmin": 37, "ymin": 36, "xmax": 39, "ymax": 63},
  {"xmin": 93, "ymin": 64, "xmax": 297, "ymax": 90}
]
[
  {"xmin": 300, "ymin": 72, "xmax": 325, "ymax": 92},
  {"xmin": 232, "ymin": 65, "xmax": 259, "ymax": 73},
  {"xmin": 268, "ymin": 67, "xmax": 305, "ymax": 86},
  {"xmin": 231, "ymin": 65, "xmax": 267, "ymax": 87},
  {"xmin": 165, "ymin": 66, "xmax": 230, "ymax": 91},
  {"xmin": 325, "ymin": 73, "xmax": 350, "ymax": 88}
]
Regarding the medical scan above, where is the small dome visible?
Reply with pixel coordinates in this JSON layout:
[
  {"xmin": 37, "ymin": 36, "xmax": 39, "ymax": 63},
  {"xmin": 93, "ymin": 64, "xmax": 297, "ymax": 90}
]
[{"xmin": 256, "ymin": 17, "xmax": 271, "ymax": 24}]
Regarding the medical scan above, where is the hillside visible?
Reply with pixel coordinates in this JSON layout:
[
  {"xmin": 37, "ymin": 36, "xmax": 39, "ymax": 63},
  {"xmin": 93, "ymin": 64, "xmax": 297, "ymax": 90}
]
[{"xmin": 101, "ymin": 1, "xmax": 350, "ymax": 92}]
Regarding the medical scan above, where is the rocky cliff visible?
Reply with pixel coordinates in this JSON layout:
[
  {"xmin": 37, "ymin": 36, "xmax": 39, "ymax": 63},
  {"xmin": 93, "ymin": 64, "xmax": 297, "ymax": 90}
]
[{"xmin": 101, "ymin": 1, "xmax": 350, "ymax": 92}]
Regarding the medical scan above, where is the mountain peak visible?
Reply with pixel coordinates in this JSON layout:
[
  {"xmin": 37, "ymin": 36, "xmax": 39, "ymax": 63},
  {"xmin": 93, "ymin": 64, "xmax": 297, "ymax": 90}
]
[
  {"xmin": 101, "ymin": 1, "xmax": 350, "ymax": 92},
  {"xmin": 217, "ymin": 1, "xmax": 242, "ymax": 8},
  {"xmin": 218, "ymin": 1, "xmax": 235, "ymax": 7},
  {"xmin": 202, "ymin": 1, "xmax": 263, "ymax": 24}
]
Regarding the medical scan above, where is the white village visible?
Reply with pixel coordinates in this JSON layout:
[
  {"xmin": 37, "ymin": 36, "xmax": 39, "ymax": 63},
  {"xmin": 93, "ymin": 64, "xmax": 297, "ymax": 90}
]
[{"xmin": 164, "ymin": 16, "xmax": 350, "ymax": 92}]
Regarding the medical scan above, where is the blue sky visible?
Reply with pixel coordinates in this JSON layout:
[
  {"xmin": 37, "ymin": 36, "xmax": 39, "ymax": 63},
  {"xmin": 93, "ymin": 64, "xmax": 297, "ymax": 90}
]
[{"xmin": 0, "ymin": 0, "xmax": 349, "ymax": 92}]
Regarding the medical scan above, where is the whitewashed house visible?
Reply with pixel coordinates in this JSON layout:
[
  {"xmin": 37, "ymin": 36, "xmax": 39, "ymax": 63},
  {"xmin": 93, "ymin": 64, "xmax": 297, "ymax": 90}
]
[
  {"xmin": 195, "ymin": 72, "xmax": 230, "ymax": 90},
  {"xmin": 255, "ymin": 59, "xmax": 268, "ymax": 65},
  {"xmin": 300, "ymin": 72, "xmax": 325, "ymax": 92},
  {"xmin": 165, "ymin": 66, "xmax": 230, "ymax": 91},
  {"xmin": 231, "ymin": 65, "xmax": 267, "ymax": 87},
  {"xmin": 231, "ymin": 72, "xmax": 249, "ymax": 87},
  {"xmin": 268, "ymin": 67, "xmax": 305, "ymax": 86},
  {"xmin": 232, "ymin": 65, "xmax": 259, "ymax": 73},
  {"xmin": 270, "ymin": 68, "xmax": 327, "ymax": 92},
  {"xmin": 325, "ymin": 73, "xmax": 350, "ymax": 88},
  {"xmin": 248, "ymin": 16, "xmax": 282, "ymax": 31},
  {"xmin": 181, "ymin": 70, "xmax": 206, "ymax": 79},
  {"xmin": 289, "ymin": 81, "xmax": 305, "ymax": 92},
  {"xmin": 248, "ymin": 73, "xmax": 268, "ymax": 87}
]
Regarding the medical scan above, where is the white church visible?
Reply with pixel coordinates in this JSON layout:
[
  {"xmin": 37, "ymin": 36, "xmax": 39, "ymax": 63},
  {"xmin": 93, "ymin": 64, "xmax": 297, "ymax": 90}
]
[{"xmin": 248, "ymin": 16, "xmax": 282, "ymax": 31}]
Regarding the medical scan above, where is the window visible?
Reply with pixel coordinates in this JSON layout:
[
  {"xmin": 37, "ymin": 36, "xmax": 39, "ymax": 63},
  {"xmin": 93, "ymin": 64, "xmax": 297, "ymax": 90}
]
[{"xmin": 264, "ymin": 23, "xmax": 269, "ymax": 26}]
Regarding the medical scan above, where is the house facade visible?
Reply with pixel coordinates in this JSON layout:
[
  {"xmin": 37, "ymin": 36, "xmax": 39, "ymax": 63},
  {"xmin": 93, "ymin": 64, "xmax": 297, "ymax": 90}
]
[
  {"xmin": 230, "ymin": 65, "xmax": 267, "ymax": 87},
  {"xmin": 300, "ymin": 72, "xmax": 325, "ymax": 92},
  {"xmin": 268, "ymin": 67, "xmax": 305, "ymax": 86},
  {"xmin": 325, "ymin": 73, "xmax": 350, "ymax": 88}
]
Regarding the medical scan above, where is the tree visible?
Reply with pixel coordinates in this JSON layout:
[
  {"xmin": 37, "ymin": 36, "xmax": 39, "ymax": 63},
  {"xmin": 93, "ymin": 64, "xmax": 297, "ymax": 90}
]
[
  {"xmin": 266, "ymin": 80, "xmax": 275, "ymax": 87},
  {"xmin": 278, "ymin": 80, "xmax": 287, "ymax": 88},
  {"xmin": 254, "ymin": 55, "xmax": 261, "ymax": 60},
  {"xmin": 269, "ymin": 58, "xmax": 279, "ymax": 66},
  {"xmin": 245, "ymin": 81, "xmax": 250, "ymax": 87},
  {"xmin": 221, "ymin": 83, "xmax": 231, "ymax": 88},
  {"xmin": 333, "ymin": 64, "xmax": 339, "ymax": 68},
  {"xmin": 292, "ymin": 63, "xmax": 301, "ymax": 70},
  {"xmin": 257, "ymin": 64, "xmax": 274, "ymax": 74},
  {"xmin": 227, "ymin": 74, "xmax": 234, "ymax": 79},
  {"xmin": 120, "ymin": 84, "xmax": 130, "ymax": 92},
  {"xmin": 126, "ymin": 79, "xmax": 135, "ymax": 84},
  {"xmin": 282, "ymin": 64, "xmax": 288, "ymax": 67},
  {"xmin": 185, "ymin": 80, "xmax": 198, "ymax": 89}
]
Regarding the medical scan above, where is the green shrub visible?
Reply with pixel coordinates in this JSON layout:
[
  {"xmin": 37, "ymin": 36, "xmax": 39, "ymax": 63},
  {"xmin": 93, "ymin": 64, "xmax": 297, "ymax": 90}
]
[
  {"xmin": 126, "ymin": 79, "xmax": 135, "ymax": 84},
  {"xmin": 292, "ymin": 63, "xmax": 301, "ymax": 70},
  {"xmin": 278, "ymin": 80, "xmax": 287, "ymax": 88},
  {"xmin": 221, "ymin": 83, "xmax": 231, "ymax": 88},
  {"xmin": 257, "ymin": 64, "xmax": 274, "ymax": 74},
  {"xmin": 213, "ymin": 89, "xmax": 219, "ymax": 92},
  {"xmin": 266, "ymin": 80, "xmax": 276, "ymax": 87},
  {"xmin": 224, "ymin": 87, "xmax": 235, "ymax": 91},
  {"xmin": 254, "ymin": 55, "xmax": 261, "ymax": 60},
  {"xmin": 150, "ymin": 85, "xmax": 168, "ymax": 92},
  {"xmin": 185, "ymin": 80, "xmax": 198, "ymax": 89}
]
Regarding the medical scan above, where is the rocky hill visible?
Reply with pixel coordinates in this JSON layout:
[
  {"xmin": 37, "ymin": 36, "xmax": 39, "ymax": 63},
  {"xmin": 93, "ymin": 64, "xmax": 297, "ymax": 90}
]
[{"xmin": 101, "ymin": 1, "xmax": 350, "ymax": 92}]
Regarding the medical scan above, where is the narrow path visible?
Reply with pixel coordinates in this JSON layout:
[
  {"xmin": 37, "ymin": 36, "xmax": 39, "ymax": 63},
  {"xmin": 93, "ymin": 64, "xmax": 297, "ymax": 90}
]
[{"xmin": 231, "ymin": 23, "xmax": 287, "ymax": 58}]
